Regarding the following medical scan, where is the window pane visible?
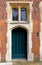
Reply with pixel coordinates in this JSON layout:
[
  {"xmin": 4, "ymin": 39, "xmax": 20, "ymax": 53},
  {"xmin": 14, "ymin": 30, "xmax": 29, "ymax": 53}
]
[
  {"xmin": 12, "ymin": 8, "xmax": 18, "ymax": 21},
  {"xmin": 21, "ymin": 8, "xmax": 27, "ymax": 21}
]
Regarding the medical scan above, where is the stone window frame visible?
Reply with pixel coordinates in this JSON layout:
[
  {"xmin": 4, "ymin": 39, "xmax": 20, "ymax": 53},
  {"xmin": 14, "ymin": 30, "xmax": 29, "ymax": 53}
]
[
  {"xmin": 12, "ymin": 5, "xmax": 28, "ymax": 22},
  {"xmin": 6, "ymin": 1, "xmax": 33, "ymax": 24}
]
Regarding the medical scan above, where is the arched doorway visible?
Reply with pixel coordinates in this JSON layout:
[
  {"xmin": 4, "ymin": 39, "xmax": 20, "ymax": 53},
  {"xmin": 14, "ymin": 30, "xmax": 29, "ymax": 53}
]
[{"xmin": 12, "ymin": 27, "xmax": 27, "ymax": 59}]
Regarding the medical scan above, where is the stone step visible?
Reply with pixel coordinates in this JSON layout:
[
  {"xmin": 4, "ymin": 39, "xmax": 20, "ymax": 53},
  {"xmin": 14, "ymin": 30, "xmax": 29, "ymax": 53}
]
[
  {"xmin": 0, "ymin": 62, "xmax": 12, "ymax": 65},
  {"xmin": 12, "ymin": 60, "xmax": 42, "ymax": 65},
  {"xmin": 0, "ymin": 61, "xmax": 42, "ymax": 65}
]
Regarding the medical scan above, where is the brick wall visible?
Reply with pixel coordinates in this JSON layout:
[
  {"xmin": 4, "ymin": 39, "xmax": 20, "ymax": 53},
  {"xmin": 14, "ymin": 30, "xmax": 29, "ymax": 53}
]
[
  {"xmin": 0, "ymin": 0, "xmax": 7, "ymax": 61},
  {"xmin": 32, "ymin": 0, "xmax": 40, "ymax": 61},
  {"xmin": 0, "ymin": 0, "xmax": 41, "ymax": 61}
]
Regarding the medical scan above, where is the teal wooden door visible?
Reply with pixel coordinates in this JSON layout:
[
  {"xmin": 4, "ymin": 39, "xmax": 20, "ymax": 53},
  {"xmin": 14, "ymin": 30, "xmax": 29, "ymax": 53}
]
[{"xmin": 12, "ymin": 27, "xmax": 27, "ymax": 59}]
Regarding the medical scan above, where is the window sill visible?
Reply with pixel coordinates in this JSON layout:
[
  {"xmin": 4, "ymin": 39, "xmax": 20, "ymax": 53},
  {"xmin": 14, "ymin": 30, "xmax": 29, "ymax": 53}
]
[{"xmin": 9, "ymin": 21, "xmax": 30, "ymax": 24}]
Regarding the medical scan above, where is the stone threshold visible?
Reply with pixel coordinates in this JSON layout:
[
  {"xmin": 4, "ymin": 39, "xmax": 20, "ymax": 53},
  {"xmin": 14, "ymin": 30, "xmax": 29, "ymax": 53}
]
[
  {"xmin": 0, "ymin": 61, "xmax": 42, "ymax": 65},
  {"xmin": 0, "ymin": 62, "xmax": 12, "ymax": 65}
]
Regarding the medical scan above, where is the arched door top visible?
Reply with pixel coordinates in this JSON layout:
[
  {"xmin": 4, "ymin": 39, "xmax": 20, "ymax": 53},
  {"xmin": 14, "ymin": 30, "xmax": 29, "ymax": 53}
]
[{"xmin": 12, "ymin": 25, "xmax": 28, "ymax": 32}]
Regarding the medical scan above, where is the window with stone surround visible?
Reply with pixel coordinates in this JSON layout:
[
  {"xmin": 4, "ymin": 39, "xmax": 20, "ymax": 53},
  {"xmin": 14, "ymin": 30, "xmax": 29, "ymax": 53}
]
[
  {"xmin": 10, "ymin": 3, "xmax": 30, "ymax": 23},
  {"xmin": 12, "ymin": 8, "xmax": 27, "ymax": 21},
  {"xmin": 6, "ymin": 1, "xmax": 32, "ymax": 23}
]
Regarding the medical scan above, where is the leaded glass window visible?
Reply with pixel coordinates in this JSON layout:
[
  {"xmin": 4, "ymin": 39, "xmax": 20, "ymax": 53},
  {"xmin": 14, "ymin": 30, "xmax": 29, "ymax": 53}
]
[
  {"xmin": 21, "ymin": 8, "xmax": 27, "ymax": 21},
  {"xmin": 12, "ymin": 8, "xmax": 18, "ymax": 21}
]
